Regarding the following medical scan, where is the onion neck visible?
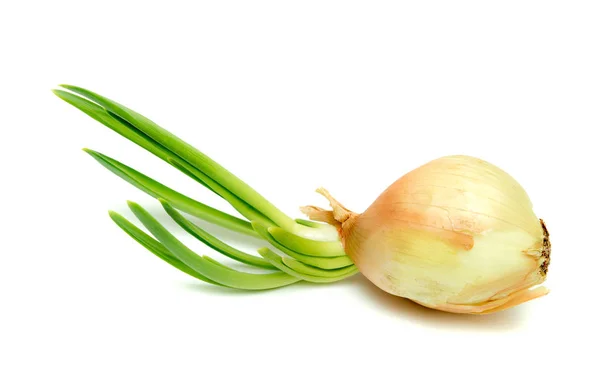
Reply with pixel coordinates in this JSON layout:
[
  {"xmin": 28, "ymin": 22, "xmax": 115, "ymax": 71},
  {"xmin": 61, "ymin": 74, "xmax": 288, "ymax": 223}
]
[{"xmin": 300, "ymin": 187, "xmax": 358, "ymax": 243}]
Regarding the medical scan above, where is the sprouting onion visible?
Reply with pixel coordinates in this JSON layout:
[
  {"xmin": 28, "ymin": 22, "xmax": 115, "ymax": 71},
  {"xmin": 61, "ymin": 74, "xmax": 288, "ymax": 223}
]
[{"xmin": 54, "ymin": 85, "xmax": 550, "ymax": 314}]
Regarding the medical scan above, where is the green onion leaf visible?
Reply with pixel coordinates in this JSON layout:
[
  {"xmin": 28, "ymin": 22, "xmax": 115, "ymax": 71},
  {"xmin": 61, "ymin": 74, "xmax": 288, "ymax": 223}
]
[
  {"xmin": 127, "ymin": 201, "xmax": 300, "ymax": 290},
  {"xmin": 85, "ymin": 149, "xmax": 258, "ymax": 238},
  {"xmin": 268, "ymin": 226, "xmax": 346, "ymax": 257},
  {"xmin": 159, "ymin": 199, "xmax": 276, "ymax": 270},
  {"xmin": 294, "ymin": 218, "xmax": 332, "ymax": 229},
  {"xmin": 258, "ymin": 248, "xmax": 357, "ymax": 283},
  {"xmin": 108, "ymin": 211, "xmax": 221, "ymax": 285},
  {"xmin": 281, "ymin": 258, "xmax": 358, "ymax": 278},
  {"xmin": 168, "ymin": 158, "xmax": 274, "ymax": 228},
  {"xmin": 57, "ymin": 85, "xmax": 298, "ymax": 231},
  {"xmin": 252, "ymin": 222, "xmax": 354, "ymax": 270}
]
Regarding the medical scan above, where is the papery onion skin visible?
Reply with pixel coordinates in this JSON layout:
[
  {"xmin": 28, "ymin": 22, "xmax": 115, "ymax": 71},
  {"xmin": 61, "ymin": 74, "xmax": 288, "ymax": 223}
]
[{"xmin": 311, "ymin": 155, "xmax": 550, "ymax": 314}]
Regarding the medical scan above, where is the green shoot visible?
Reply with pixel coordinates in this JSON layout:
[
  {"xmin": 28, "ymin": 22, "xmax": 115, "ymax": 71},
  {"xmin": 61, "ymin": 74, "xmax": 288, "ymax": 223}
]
[
  {"xmin": 258, "ymin": 248, "xmax": 357, "ymax": 283},
  {"xmin": 252, "ymin": 222, "xmax": 354, "ymax": 269},
  {"xmin": 127, "ymin": 201, "xmax": 300, "ymax": 290},
  {"xmin": 159, "ymin": 199, "xmax": 275, "ymax": 270},
  {"xmin": 109, "ymin": 211, "xmax": 221, "ymax": 285},
  {"xmin": 85, "ymin": 149, "xmax": 258, "ymax": 238},
  {"xmin": 268, "ymin": 226, "xmax": 346, "ymax": 257}
]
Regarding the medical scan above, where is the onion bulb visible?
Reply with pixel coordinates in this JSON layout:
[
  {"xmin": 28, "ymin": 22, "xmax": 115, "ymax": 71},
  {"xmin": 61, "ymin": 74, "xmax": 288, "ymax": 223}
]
[
  {"xmin": 302, "ymin": 156, "xmax": 550, "ymax": 314},
  {"xmin": 54, "ymin": 85, "xmax": 550, "ymax": 315}
]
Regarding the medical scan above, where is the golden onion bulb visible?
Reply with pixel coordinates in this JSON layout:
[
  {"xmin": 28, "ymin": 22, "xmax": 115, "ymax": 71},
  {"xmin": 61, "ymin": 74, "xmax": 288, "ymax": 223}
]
[{"xmin": 304, "ymin": 155, "xmax": 550, "ymax": 314}]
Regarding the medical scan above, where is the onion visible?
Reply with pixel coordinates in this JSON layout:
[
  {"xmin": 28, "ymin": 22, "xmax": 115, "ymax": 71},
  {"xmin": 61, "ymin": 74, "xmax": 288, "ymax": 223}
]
[
  {"xmin": 54, "ymin": 85, "xmax": 550, "ymax": 314},
  {"xmin": 302, "ymin": 156, "xmax": 550, "ymax": 314}
]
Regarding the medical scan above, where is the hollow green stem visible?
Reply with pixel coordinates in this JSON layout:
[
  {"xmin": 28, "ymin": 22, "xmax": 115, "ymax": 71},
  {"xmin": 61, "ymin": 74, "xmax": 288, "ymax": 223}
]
[
  {"xmin": 85, "ymin": 149, "xmax": 259, "ymax": 238},
  {"xmin": 159, "ymin": 199, "xmax": 275, "ymax": 270},
  {"xmin": 258, "ymin": 248, "xmax": 357, "ymax": 283},
  {"xmin": 282, "ymin": 258, "xmax": 358, "ymax": 278},
  {"xmin": 252, "ymin": 222, "xmax": 354, "ymax": 269},
  {"xmin": 289, "ymin": 222, "xmax": 339, "ymax": 241},
  {"xmin": 295, "ymin": 218, "xmax": 332, "ymax": 229},
  {"xmin": 268, "ymin": 226, "xmax": 346, "ymax": 257},
  {"xmin": 55, "ymin": 83, "xmax": 262, "ymax": 231},
  {"xmin": 55, "ymin": 88, "xmax": 255, "ymax": 222},
  {"xmin": 168, "ymin": 159, "xmax": 274, "ymax": 228},
  {"xmin": 54, "ymin": 90, "xmax": 179, "ymax": 165},
  {"xmin": 56, "ymin": 86, "xmax": 295, "ymax": 227},
  {"xmin": 108, "ymin": 211, "xmax": 221, "ymax": 285},
  {"xmin": 55, "ymin": 86, "xmax": 341, "ymax": 240},
  {"xmin": 128, "ymin": 201, "xmax": 300, "ymax": 290},
  {"xmin": 202, "ymin": 255, "xmax": 237, "ymax": 272}
]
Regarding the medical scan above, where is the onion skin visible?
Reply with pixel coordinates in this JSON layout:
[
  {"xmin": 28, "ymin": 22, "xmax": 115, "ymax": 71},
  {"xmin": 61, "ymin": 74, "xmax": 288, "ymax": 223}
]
[{"xmin": 309, "ymin": 155, "xmax": 550, "ymax": 314}]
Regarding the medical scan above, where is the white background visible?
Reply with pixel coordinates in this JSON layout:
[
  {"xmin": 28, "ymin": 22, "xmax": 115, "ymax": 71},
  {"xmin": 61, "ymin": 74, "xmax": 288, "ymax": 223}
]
[{"xmin": 1, "ymin": 1, "xmax": 599, "ymax": 375}]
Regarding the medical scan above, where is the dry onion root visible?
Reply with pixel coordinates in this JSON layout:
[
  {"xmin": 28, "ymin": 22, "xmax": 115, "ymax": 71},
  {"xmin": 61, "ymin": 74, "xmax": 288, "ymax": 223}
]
[{"xmin": 54, "ymin": 85, "xmax": 550, "ymax": 314}]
